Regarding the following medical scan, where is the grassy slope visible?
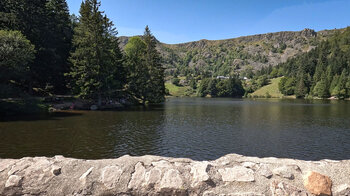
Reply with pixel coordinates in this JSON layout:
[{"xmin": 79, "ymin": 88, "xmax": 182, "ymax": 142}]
[
  {"xmin": 165, "ymin": 82, "xmax": 189, "ymax": 97},
  {"xmin": 250, "ymin": 77, "xmax": 284, "ymax": 98}
]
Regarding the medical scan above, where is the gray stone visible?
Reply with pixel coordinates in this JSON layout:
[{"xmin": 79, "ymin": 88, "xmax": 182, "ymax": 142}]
[
  {"xmin": 5, "ymin": 175, "xmax": 23, "ymax": 188},
  {"xmin": 159, "ymin": 169, "xmax": 183, "ymax": 191},
  {"xmin": 218, "ymin": 166, "xmax": 255, "ymax": 182},
  {"xmin": 258, "ymin": 164, "xmax": 273, "ymax": 179},
  {"xmin": 190, "ymin": 161, "xmax": 210, "ymax": 187},
  {"xmin": 270, "ymin": 180, "xmax": 309, "ymax": 196},
  {"xmin": 0, "ymin": 160, "xmax": 15, "ymax": 173},
  {"xmin": 273, "ymin": 165, "xmax": 300, "ymax": 180},
  {"xmin": 333, "ymin": 184, "xmax": 350, "ymax": 196},
  {"xmin": 143, "ymin": 167, "xmax": 162, "ymax": 188},
  {"xmin": 128, "ymin": 162, "xmax": 146, "ymax": 189},
  {"xmin": 203, "ymin": 191, "xmax": 265, "ymax": 196},
  {"xmin": 0, "ymin": 154, "xmax": 349, "ymax": 196},
  {"xmin": 99, "ymin": 165, "xmax": 123, "ymax": 189},
  {"xmin": 8, "ymin": 160, "xmax": 31, "ymax": 176}
]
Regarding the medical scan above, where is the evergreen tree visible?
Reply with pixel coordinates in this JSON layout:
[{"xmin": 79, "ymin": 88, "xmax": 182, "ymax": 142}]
[
  {"xmin": 208, "ymin": 79, "xmax": 218, "ymax": 97},
  {"xmin": 295, "ymin": 79, "xmax": 308, "ymax": 98},
  {"xmin": 68, "ymin": 0, "xmax": 124, "ymax": 105},
  {"xmin": 0, "ymin": 0, "xmax": 73, "ymax": 94},
  {"xmin": 45, "ymin": 0, "xmax": 73, "ymax": 93},
  {"xmin": 295, "ymin": 70, "xmax": 309, "ymax": 98},
  {"xmin": 330, "ymin": 75, "xmax": 340, "ymax": 96},
  {"xmin": 333, "ymin": 69, "xmax": 348, "ymax": 98},
  {"xmin": 313, "ymin": 74, "xmax": 329, "ymax": 98},
  {"xmin": 124, "ymin": 36, "xmax": 149, "ymax": 104},
  {"xmin": 142, "ymin": 26, "xmax": 165, "ymax": 103},
  {"xmin": 198, "ymin": 78, "xmax": 210, "ymax": 97}
]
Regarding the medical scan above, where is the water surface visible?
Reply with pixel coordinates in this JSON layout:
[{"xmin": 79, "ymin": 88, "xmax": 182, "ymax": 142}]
[{"xmin": 1, "ymin": 98, "xmax": 349, "ymax": 160}]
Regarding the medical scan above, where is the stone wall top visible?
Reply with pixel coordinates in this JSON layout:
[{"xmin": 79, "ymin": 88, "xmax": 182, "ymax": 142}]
[{"xmin": 1, "ymin": 154, "xmax": 350, "ymax": 195}]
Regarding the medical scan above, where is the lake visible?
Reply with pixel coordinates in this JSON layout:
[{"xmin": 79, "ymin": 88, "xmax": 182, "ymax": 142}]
[{"xmin": 0, "ymin": 98, "xmax": 349, "ymax": 161}]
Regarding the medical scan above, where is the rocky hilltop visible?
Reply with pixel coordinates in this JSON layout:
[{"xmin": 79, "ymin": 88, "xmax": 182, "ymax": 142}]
[
  {"xmin": 1, "ymin": 154, "xmax": 350, "ymax": 195},
  {"xmin": 119, "ymin": 28, "xmax": 342, "ymax": 76}
]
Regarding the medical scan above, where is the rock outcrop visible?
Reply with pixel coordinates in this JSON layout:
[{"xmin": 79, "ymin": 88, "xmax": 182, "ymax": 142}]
[{"xmin": 1, "ymin": 154, "xmax": 350, "ymax": 195}]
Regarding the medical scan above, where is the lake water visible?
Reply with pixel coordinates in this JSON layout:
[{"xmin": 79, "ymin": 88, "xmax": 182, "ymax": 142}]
[{"xmin": 0, "ymin": 98, "xmax": 349, "ymax": 161}]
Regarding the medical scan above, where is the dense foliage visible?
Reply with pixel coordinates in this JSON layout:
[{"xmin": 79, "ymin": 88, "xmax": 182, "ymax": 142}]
[
  {"xmin": 0, "ymin": 0, "xmax": 73, "ymax": 94},
  {"xmin": 124, "ymin": 28, "xmax": 165, "ymax": 104},
  {"xmin": 0, "ymin": 30, "xmax": 35, "ymax": 98},
  {"xmin": 119, "ymin": 28, "xmax": 339, "ymax": 81},
  {"xmin": 0, "ymin": 0, "xmax": 166, "ymax": 107},
  {"xmin": 277, "ymin": 27, "xmax": 350, "ymax": 99},
  {"xmin": 67, "ymin": 0, "xmax": 124, "ymax": 105},
  {"xmin": 198, "ymin": 77, "xmax": 245, "ymax": 98}
]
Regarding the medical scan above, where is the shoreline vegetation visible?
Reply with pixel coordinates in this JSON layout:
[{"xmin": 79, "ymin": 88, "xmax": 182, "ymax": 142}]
[{"xmin": 1, "ymin": 1, "xmax": 350, "ymax": 116}]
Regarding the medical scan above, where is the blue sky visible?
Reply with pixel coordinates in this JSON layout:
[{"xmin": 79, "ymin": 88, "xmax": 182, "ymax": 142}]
[{"xmin": 67, "ymin": 0, "xmax": 350, "ymax": 44}]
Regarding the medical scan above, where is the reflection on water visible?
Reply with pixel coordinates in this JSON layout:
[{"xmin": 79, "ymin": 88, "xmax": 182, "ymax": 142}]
[{"xmin": 0, "ymin": 98, "xmax": 349, "ymax": 161}]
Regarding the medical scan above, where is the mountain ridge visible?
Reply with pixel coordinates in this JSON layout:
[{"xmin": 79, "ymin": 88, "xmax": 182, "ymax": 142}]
[{"xmin": 119, "ymin": 28, "xmax": 345, "ymax": 77}]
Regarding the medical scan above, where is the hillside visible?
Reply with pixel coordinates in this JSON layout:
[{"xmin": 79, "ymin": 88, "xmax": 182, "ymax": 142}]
[
  {"xmin": 277, "ymin": 27, "xmax": 350, "ymax": 99},
  {"xmin": 250, "ymin": 77, "xmax": 284, "ymax": 98},
  {"xmin": 119, "ymin": 28, "xmax": 342, "ymax": 78}
]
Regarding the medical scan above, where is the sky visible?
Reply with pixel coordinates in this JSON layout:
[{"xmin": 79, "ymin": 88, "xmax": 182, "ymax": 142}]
[{"xmin": 66, "ymin": 0, "xmax": 350, "ymax": 44}]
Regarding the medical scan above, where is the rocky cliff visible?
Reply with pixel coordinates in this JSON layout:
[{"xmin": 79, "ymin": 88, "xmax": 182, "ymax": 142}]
[{"xmin": 1, "ymin": 154, "xmax": 350, "ymax": 195}]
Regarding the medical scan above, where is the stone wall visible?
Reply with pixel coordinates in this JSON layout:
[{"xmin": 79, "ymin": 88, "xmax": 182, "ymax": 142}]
[{"xmin": 0, "ymin": 154, "xmax": 350, "ymax": 195}]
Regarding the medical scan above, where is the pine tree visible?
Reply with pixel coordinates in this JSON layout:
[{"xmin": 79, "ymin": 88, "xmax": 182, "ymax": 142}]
[
  {"xmin": 1, "ymin": 0, "xmax": 73, "ymax": 94},
  {"xmin": 124, "ymin": 36, "xmax": 149, "ymax": 104},
  {"xmin": 68, "ymin": 0, "xmax": 124, "ymax": 105},
  {"xmin": 45, "ymin": 0, "xmax": 73, "ymax": 93},
  {"xmin": 313, "ymin": 74, "xmax": 329, "ymax": 98},
  {"xmin": 334, "ymin": 69, "xmax": 348, "ymax": 98},
  {"xmin": 142, "ymin": 26, "xmax": 165, "ymax": 103},
  {"xmin": 295, "ymin": 70, "xmax": 309, "ymax": 98},
  {"xmin": 295, "ymin": 79, "xmax": 308, "ymax": 98}
]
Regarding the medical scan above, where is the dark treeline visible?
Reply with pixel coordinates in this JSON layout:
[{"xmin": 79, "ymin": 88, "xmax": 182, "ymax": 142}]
[
  {"xmin": 0, "ymin": 0, "xmax": 72, "ymax": 96},
  {"xmin": 275, "ymin": 27, "xmax": 350, "ymax": 99},
  {"xmin": 197, "ymin": 77, "xmax": 245, "ymax": 98},
  {"xmin": 0, "ymin": 0, "xmax": 165, "ymax": 105}
]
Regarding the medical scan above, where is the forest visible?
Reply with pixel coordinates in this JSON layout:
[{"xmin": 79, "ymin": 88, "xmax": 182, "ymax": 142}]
[
  {"xmin": 1, "ymin": 0, "xmax": 350, "ymax": 116},
  {"xmin": 0, "ymin": 0, "xmax": 165, "ymax": 114},
  {"xmin": 274, "ymin": 27, "xmax": 350, "ymax": 99}
]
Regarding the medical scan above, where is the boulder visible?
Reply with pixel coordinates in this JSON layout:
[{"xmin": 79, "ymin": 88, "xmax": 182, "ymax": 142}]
[{"xmin": 303, "ymin": 171, "xmax": 332, "ymax": 196}]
